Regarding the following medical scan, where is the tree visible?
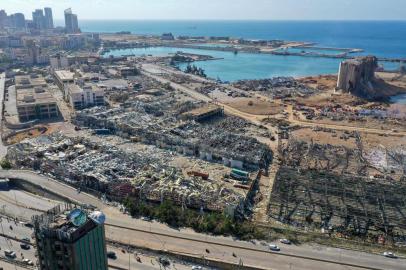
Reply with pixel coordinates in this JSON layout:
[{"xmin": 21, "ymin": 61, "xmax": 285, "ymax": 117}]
[{"xmin": 0, "ymin": 158, "xmax": 12, "ymax": 170}]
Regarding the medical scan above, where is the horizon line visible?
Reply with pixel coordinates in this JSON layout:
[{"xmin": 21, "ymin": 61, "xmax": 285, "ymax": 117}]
[{"xmin": 52, "ymin": 19, "xmax": 406, "ymax": 22}]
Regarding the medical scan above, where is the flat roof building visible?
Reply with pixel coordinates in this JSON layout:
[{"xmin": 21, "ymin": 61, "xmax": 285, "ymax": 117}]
[
  {"xmin": 67, "ymin": 84, "xmax": 105, "ymax": 110},
  {"xmin": 16, "ymin": 87, "xmax": 59, "ymax": 122},
  {"xmin": 15, "ymin": 74, "xmax": 47, "ymax": 90},
  {"xmin": 33, "ymin": 205, "xmax": 108, "ymax": 270}
]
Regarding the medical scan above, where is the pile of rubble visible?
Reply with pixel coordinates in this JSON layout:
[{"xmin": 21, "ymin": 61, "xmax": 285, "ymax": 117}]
[
  {"xmin": 269, "ymin": 138, "xmax": 406, "ymax": 237},
  {"xmin": 74, "ymin": 97, "xmax": 272, "ymax": 170},
  {"xmin": 175, "ymin": 121, "xmax": 271, "ymax": 168},
  {"xmin": 6, "ymin": 133, "xmax": 245, "ymax": 211},
  {"xmin": 233, "ymin": 77, "xmax": 315, "ymax": 98}
]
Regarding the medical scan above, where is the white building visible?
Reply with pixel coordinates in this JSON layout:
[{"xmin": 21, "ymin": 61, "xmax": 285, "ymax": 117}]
[{"xmin": 67, "ymin": 84, "xmax": 104, "ymax": 110}]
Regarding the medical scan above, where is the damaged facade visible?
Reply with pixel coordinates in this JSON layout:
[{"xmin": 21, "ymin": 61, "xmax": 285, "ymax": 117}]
[{"xmin": 337, "ymin": 56, "xmax": 378, "ymax": 97}]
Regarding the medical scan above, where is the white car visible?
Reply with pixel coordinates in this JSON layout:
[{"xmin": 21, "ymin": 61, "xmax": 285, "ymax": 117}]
[
  {"xmin": 192, "ymin": 266, "xmax": 202, "ymax": 270},
  {"xmin": 269, "ymin": 244, "xmax": 280, "ymax": 251},
  {"xmin": 383, "ymin": 251, "xmax": 397, "ymax": 258},
  {"xmin": 279, "ymin": 239, "xmax": 291, "ymax": 245},
  {"xmin": 22, "ymin": 259, "xmax": 34, "ymax": 266}
]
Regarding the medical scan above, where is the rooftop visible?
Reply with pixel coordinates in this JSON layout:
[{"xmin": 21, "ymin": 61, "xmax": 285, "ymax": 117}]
[
  {"xmin": 15, "ymin": 74, "xmax": 47, "ymax": 89},
  {"xmin": 33, "ymin": 204, "xmax": 106, "ymax": 244},
  {"xmin": 54, "ymin": 70, "xmax": 75, "ymax": 81},
  {"xmin": 16, "ymin": 87, "xmax": 57, "ymax": 107},
  {"xmin": 68, "ymin": 83, "xmax": 104, "ymax": 95}
]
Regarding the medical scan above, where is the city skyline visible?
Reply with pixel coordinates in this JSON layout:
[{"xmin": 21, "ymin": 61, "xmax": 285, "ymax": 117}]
[{"xmin": 1, "ymin": 0, "xmax": 406, "ymax": 21}]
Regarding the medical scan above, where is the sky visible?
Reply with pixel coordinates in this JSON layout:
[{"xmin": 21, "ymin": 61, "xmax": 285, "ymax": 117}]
[{"xmin": 1, "ymin": 0, "xmax": 406, "ymax": 21}]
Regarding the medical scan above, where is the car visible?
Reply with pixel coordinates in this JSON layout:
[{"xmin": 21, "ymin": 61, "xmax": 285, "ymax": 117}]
[
  {"xmin": 192, "ymin": 266, "xmax": 202, "ymax": 270},
  {"xmin": 107, "ymin": 251, "xmax": 117, "ymax": 259},
  {"xmin": 4, "ymin": 250, "xmax": 16, "ymax": 258},
  {"xmin": 279, "ymin": 239, "xmax": 291, "ymax": 245},
  {"xmin": 20, "ymin": 243, "xmax": 30, "ymax": 250},
  {"xmin": 141, "ymin": 216, "xmax": 152, "ymax": 222},
  {"xmin": 22, "ymin": 259, "xmax": 34, "ymax": 266},
  {"xmin": 24, "ymin": 223, "xmax": 34, "ymax": 228},
  {"xmin": 383, "ymin": 251, "xmax": 397, "ymax": 258},
  {"xmin": 269, "ymin": 244, "xmax": 280, "ymax": 251}
]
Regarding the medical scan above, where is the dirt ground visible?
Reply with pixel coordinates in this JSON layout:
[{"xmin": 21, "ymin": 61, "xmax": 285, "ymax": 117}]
[
  {"xmin": 211, "ymin": 90, "xmax": 284, "ymax": 115},
  {"xmin": 226, "ymin": 98, "xmax": 284, "ymax": 115},
  {"xmin": 376, "ymin": 72, "xmax": 406, "ymax": 89},
  {"xmin": 298, "ymin": 75, "xmax": 338, "ymax": 91},
  {"xmin": 291, "ymin": 127, "xmax": 357, "ymax": 148},
  {"xmin": 7, "ymin": 126, "xmax": 46, "ymax": 144},
  {"xmin": 361, "ymin": 132, "xmax": 406, "ymax": 150},
  {"xmin": 296, "ymin": 91, "xmax": 365, "ymax": 107}
]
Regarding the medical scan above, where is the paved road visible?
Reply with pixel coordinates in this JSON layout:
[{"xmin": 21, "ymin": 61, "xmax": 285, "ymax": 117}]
[
  {"xmin": 107, "ymin": 245, "xmax": 207, "ymax": 270},
  {"xmin": 1, "ymin": 170, "xmax": 405, "ymax": 270},
  {"xmin": 0, "ymin": 73, "xmax": 7, "ymax": 159},
  {"xmin": 0, "ymin": 214, "xmax": 203, "ymax": 270}
]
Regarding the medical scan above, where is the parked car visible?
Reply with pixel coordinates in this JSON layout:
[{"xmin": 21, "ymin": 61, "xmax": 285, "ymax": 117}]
[
  {"xmin": 269, "ymin": 244, "xmax": 280, "ymax": 251},
  {"xmin": 20, "ymin": 243, "xmax": 30, "ymax": 250},
  {"xmin": 4, "ymin": 250, "xmax": 16, "ymax": 258},
  {"xmin": 107, "ymin": 251, "xmax": 117, "ymax": 259},
  {"xmin": 22, "ymin": 259, "xmax": 34, "ymax": 266},
  {"xmin": 24, "ymin": 223, "xmax": 33, "ymax": 228}
]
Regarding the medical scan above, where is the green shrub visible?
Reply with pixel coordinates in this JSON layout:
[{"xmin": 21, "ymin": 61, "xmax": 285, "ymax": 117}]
[{"xmin": 0, "ymin": 158, "xmax": 12, "ymax": 170}]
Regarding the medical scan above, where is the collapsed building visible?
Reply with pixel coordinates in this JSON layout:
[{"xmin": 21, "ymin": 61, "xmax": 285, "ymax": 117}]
[
  {"xmin": 337, "ymin": 56, "xmax": 378, "ymax": 98},
  {"xmin": 7, "ymin": 133, "xmax": 247, "ymax": 213},
  {"xmin": 269, "ymin": 137, "xmax": 406, "ymax": 238},
  {"xmin": 74, "ymin": 94, "xmax": 272, "ymax": 170}
]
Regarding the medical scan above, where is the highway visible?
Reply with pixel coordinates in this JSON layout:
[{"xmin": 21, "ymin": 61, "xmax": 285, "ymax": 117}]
[
  {"xmin": 0, "ymin": 214, "xmax": 206, "ymax": 270},
  {"xmin": 0, "ymin": 170, "xmax": 405, "ymax": 270}
]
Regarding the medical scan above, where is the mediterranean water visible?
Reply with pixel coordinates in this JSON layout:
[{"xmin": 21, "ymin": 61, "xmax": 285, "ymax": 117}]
[{"xmin": 75, "ymin": 20, "xmax": 406, "ymax": 95}]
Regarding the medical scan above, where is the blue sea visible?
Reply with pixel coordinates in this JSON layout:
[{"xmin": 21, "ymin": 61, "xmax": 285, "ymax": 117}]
[{"xmin": 66, "ymin": 20, "xmax": 406, "ymax": 102}]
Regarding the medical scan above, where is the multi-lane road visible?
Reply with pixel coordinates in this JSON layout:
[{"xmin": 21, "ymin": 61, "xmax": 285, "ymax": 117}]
[
  {"xmin": 0, "ymin": 215, "xmax": 201, "ymax": 270},
  {"xmin": 0, "ymin": 170, "xmax": 404, "ymax": 270}
]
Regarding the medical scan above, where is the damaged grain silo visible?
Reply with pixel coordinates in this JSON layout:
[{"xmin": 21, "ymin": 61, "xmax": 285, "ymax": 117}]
[{"xmin": 337, "ymin": 56, "xmax": 378, "ymax": 98}]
